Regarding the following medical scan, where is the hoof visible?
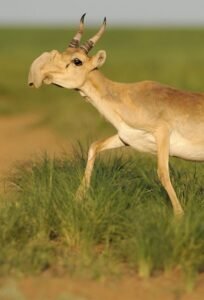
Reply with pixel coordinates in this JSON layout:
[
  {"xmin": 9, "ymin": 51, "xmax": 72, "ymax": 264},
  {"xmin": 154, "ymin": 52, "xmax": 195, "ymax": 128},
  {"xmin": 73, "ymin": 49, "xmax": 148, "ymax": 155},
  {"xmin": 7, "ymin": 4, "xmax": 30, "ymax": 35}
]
[{"xmin": 174, "ymin": 207, "xmax": 184, "ymax": 219}]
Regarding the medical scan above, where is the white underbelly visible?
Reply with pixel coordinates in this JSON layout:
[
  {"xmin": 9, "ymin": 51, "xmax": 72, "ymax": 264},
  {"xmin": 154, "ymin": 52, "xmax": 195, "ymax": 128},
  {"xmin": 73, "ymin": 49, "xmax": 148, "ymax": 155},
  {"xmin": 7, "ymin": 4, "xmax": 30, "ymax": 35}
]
[
  {"xmin": 118, "ymin": 124, "xmax": 157, "ymax": 154},
  {"xmin": 118, "ymin": 124, "xmax": 204, "ymax": 161},
  {"xmin": 170, "ymin": 132, "xmax": 204, "ymax": 161}
]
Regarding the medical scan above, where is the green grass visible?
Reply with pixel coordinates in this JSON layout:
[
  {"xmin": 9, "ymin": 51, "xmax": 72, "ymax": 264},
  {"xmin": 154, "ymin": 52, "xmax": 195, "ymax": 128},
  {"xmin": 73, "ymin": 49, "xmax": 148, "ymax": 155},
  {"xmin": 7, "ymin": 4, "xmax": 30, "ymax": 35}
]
[
  {"xmin": 0, "ymin": 27, "xmax": 204, "ymax": 286},
  {"xmin": 0, "ymin": 149, "xmax": 203, "ymax": 286}
]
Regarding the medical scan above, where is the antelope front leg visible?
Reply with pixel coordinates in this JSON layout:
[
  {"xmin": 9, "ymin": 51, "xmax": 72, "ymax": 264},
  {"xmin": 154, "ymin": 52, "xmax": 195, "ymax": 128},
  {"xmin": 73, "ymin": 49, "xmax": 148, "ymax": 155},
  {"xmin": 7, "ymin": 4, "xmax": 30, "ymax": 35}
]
[
  {"xmin": 155, "ymin": 127, "xmax": 184, "ymax": 216},
  {"xmin": 76, "ymin": 134, "xmax": 125, "ymax": 200}
]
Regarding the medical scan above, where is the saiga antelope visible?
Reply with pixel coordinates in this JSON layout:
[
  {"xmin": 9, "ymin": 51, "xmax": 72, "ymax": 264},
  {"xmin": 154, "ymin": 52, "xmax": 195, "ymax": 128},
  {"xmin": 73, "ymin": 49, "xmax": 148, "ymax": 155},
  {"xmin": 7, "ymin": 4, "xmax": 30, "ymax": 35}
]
[{"xmin": 28, "ymin": 15, "xmax": 204, "ymax": 216}]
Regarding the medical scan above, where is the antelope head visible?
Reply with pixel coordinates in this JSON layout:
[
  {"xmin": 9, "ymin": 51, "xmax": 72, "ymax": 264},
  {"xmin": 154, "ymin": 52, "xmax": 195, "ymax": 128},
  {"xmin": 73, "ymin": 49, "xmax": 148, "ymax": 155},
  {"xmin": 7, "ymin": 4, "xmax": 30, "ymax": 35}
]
[{"xmin": 28, "ymin": 14, "xmax": 107, "ymax": 89}]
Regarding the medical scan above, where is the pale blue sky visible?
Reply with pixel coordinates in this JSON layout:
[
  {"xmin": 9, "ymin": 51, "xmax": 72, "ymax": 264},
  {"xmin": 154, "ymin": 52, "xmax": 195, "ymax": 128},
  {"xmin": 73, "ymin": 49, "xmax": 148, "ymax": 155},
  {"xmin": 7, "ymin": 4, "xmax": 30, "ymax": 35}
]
[{"xmin": 1, "ymin": 0, "xmax": 204, "ymax": 26}]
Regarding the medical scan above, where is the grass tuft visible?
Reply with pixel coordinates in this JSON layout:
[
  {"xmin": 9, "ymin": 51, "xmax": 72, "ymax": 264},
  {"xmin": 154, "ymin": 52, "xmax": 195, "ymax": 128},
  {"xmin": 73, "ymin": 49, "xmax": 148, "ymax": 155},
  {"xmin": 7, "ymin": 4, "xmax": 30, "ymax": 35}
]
[{"xmin": 0, "ymin": 149, "xmax": 203, "ymax": 284}]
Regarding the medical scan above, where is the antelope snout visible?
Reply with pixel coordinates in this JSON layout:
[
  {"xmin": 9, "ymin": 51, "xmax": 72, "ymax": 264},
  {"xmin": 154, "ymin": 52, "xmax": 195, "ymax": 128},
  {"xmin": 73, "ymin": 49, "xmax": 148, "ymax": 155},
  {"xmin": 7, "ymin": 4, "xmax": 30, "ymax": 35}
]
[{"xmin": 28, "ymin": 52, "xmax": 53, "ymax": 88}]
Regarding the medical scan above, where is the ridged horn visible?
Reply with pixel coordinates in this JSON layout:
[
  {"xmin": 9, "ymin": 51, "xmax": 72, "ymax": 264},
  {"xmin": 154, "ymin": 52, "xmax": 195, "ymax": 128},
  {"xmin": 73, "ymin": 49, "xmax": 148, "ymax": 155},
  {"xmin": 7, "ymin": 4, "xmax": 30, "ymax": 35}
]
[
  {"xmin": 68, "ymin": 13, "xmax": 86, "ymax": 48},
  {"xmin": 80, "ymin": 17, "xmax": 106, "ymax": 54}
]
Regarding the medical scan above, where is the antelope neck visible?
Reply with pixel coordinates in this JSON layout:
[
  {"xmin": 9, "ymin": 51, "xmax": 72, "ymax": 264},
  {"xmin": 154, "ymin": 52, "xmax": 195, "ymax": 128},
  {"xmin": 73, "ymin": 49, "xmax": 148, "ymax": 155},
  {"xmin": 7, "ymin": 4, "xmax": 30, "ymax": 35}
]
[{"xmin": 78, "ymin": 69, "xmax": 112, "ymax": 102}]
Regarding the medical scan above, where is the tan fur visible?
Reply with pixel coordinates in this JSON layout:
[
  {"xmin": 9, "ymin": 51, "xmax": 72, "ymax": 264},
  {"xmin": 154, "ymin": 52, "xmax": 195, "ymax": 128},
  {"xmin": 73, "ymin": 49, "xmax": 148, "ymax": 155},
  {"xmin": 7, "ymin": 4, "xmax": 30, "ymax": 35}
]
[{"xmin": 28, "ymin": 19, "xmax": 204, "ymax": 216}]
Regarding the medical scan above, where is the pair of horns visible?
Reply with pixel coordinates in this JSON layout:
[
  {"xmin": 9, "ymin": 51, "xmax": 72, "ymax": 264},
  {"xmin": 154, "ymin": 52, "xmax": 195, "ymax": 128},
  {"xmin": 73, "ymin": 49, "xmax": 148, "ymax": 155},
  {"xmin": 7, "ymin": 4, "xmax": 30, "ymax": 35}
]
[{"xmin": 68, "ymin": 14, "xmax": 106, "ymax": 54}]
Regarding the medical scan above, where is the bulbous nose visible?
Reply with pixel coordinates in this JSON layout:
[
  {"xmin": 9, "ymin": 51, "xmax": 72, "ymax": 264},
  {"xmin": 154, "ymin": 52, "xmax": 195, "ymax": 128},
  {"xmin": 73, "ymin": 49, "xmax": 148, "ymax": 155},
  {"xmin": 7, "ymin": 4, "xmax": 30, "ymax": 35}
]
[{"xmin": 28, "ymin": 52, "xmax": 52, "ymax": 89}]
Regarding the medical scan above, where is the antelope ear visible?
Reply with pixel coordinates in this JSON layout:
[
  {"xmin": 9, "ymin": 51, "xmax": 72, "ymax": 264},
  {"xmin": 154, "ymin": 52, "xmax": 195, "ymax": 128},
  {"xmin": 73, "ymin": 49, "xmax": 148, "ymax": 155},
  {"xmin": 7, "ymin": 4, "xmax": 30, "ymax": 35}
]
[{"xmin": 91, "ymin": 50, "xmax": 106, "ymax": 69}]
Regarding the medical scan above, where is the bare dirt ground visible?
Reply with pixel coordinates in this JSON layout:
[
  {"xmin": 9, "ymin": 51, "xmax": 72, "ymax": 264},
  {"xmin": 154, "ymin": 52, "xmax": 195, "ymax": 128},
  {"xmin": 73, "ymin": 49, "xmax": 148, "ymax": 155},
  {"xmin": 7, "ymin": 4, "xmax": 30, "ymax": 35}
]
[
  {"xmin": 0, "ymin": 114, "xmax": 203, "ymax": 300},
  {"xmin": 1, "ymin": 273, "xmax": 204, "ymax": 300},
  {"xmin": 0, "ymin": 114, "xmax": 71, "ymax": 191}
]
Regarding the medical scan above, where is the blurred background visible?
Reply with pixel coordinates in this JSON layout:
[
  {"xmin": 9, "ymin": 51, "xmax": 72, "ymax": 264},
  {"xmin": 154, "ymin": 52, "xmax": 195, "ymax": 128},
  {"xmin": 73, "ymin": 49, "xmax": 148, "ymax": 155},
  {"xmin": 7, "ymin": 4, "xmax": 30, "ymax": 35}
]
[
  {"xmin": 1, "ymin": 0, "xmax": 204, "ymax": 26},
  {"xmin": 1, "ymin": 0, "xmax": 204, "ymax": 172}
]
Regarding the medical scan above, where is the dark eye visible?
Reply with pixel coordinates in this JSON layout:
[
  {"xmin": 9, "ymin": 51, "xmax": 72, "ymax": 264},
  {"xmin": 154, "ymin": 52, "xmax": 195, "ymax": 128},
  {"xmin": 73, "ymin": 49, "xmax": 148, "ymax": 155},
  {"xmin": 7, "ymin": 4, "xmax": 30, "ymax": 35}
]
[{"xmin": 73, "ymin": 58, "xmax": 83, "ymax": 66}]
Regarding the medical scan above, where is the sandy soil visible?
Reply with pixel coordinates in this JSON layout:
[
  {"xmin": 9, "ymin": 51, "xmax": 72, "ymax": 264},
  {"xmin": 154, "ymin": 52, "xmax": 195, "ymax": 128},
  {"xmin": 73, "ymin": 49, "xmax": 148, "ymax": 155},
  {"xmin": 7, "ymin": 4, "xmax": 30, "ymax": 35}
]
[
  {"xmin": 0, "ymin": 114, "xmax": 71, "ymax": 191},
  {"xmin": 0, "ymin": 114, "xmax": 203, "ymax": 300},
  {"xmin": 0, "ymin": 273, "xmax": 204, "ymax": 300}
]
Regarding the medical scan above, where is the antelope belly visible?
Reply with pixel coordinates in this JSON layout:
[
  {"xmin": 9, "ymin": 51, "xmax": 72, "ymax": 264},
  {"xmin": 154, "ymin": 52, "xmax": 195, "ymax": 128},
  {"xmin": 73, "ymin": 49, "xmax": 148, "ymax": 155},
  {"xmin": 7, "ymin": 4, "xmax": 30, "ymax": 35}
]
[
  {"xmin": 170, "ymin": 132, "xmax": 204, "ymax": 161},
  {"xmin": 118, "ymin": 124, "xmax": 157, "ymax": 154}
]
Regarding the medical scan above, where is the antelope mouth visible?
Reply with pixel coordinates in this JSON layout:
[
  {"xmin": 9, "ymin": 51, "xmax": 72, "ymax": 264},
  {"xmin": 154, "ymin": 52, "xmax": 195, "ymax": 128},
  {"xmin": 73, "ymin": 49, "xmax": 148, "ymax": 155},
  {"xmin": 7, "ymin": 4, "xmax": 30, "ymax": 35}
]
[{"xmin": 52, "ymin": 83, "xmax": 64, "ymax": 88}]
